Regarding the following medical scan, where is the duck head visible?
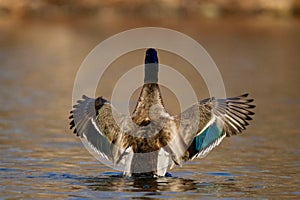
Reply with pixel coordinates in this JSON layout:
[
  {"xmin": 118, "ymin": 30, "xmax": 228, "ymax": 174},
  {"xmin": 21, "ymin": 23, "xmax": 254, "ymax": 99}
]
[
  {"xmin": 145, "ymin": 48, "xmax": 158, "ymax": 64},
  {"xmin": 144, "ymin": 48, "xmax": 159, "ymax": 83}
]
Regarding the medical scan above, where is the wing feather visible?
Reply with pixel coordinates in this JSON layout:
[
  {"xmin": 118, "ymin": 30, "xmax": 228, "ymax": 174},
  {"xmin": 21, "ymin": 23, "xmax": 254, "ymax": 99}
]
[
  {"xmin": 69, "ymin": 95, "xmax": 129, "ymax": 167},
  {"xmin": 174, "ymin": 93, "xmax": 255, "ymax": 162}
]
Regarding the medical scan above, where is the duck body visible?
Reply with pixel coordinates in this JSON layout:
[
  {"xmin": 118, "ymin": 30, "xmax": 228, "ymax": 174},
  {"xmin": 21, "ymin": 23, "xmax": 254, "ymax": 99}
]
[{"xmin": 69, "ymin": 48, "xmax": 255, "ymax": 177}]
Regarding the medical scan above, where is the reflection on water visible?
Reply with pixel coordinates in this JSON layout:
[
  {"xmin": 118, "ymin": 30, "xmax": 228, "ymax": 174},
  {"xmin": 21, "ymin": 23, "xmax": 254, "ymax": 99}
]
[
  {"xmin": 0, "ymin": 16, "xmax": 300, "ymax": 199},
  {"xmin": 0, "ymin": 170, "xmax": 255, "ymax": 199},
  {"xmin": 83, "ymin": 173, "xmax": 232, "ymax": 199},
  {"xmin": 84, "ymin": 173, "xmax": 197, "ymax": 193}
]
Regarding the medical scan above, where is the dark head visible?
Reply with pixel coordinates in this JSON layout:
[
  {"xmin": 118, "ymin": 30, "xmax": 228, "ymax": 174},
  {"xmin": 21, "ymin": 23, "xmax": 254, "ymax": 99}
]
[
  {"xmin": 144, "ymin": 48, "xmax": 159, "ymax": 83},
  {"xmin": 145, "ymin": 48, "xmax": 158, "ymax": 64}
]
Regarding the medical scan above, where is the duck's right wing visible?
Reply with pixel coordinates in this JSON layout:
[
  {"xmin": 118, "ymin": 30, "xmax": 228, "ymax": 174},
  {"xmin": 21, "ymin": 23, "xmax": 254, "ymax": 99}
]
[
  {"xmin": 166, "ymin": 94, "xmax": 255, "ymax": 166},
  {"xmin": 69, "ymin": 95, "xmax": 131, "ymax": 168},
  {"xmin": 184, "ymin": 94, "xmax": 255, "ymax": 160}
]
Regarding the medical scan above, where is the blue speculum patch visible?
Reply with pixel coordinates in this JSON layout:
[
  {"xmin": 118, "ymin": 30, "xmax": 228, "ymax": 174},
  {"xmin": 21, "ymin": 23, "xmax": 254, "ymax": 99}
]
[{"xmin": 195, "ymin": 122, "xmax": 223, "ymax": 151}]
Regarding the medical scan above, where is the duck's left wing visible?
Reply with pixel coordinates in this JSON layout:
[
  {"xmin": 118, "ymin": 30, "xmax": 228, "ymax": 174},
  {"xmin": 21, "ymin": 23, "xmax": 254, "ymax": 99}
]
[{"xmin": 69, "ymin": 95, "xmax": 130, "ymax": 167}]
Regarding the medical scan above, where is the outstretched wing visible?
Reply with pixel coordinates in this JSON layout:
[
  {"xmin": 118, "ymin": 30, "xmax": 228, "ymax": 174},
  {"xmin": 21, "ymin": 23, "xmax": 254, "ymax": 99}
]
[
  {"xmin": 69, "ymin": 95, "xmax": 131, "ymax": 168},
  {"xmin": 168, "ymin": 93, "xmax": 255, "ymax": 164},
  {"xmin": 186, "ymin": 93, "xmax": 255, "ymax": 160}
]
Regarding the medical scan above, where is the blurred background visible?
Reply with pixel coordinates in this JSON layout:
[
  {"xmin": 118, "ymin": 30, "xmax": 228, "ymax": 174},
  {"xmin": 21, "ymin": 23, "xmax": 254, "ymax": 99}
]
[
  {"xmin": 1, "ymin": 0, "xmax": 300, "ymax": 19},
  {"xmin": 0, "ymin": 0, "xmax": 299, "ymax": 199}
]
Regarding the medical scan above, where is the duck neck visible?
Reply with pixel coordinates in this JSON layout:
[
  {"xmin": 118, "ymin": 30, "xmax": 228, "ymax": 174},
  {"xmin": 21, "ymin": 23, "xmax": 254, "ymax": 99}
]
[
  {"xmin": 142, "ymin": 62, "xmax": 162, "ymax": 106},
  {"xmin": 144, "ymin": 63, "xmax": 158, "ymax": 84},
  {"xmin": 132, "ymin": 63, "xmax": 164, "ymax": 122}
]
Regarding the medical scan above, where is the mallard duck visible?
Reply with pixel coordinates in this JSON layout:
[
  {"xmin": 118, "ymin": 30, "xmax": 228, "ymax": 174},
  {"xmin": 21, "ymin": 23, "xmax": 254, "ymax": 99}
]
[{"xmin": 69, "ymin": 48, "xmax": 255, "ymax": 177}]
